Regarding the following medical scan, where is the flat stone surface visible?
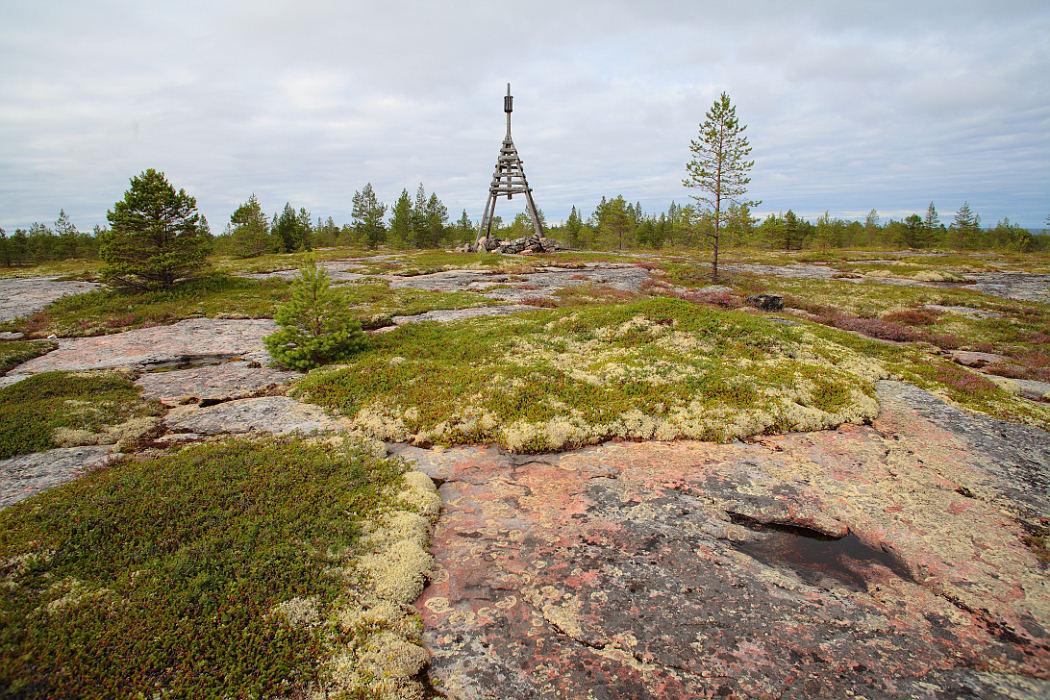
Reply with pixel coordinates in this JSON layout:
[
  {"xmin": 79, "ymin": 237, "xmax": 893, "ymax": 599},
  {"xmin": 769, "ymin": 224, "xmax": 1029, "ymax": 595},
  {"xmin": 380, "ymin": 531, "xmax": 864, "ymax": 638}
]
[
  {"xmin": 967, "ymin": 272, "xmax": 1050, "ymax": 304},
  {"xmin": 164, "ymin": 396, "xmax": 346, "ymax": 436},
  {"xmin": 134, "ymin": 361, "xmax": 301, "ymax": 405},
  {"xmin": 390, "ymin": 305, "xmax": 539, "ymax": 326},
  {"xmin": 6, "ymin": 318, "xmax": 277, "ymax": 377},
  {"xmin": 409, "ymin": 380, "xmax": 1050, "ymax": 699},
  {"xmin": 0, "ymin": 276, "xmax": 100, "ymax": 321},
  {"xmin": 383, "ymin": 263, "xmax": 651, "ymax": 302},
  {"xmin": 0, "ymin": 446, "xmax": 117, "ymax": 509},
  {"xmin": 0, "ymin": 331, "xmax": 25, "ymax": 340},
  {"xmin": 1013, "ymin": 378, "xmax": 1050, "ymax": 402},
  {"xmin": 951, "ymin": 350, "xmax": 1008, "ymax": 368}
]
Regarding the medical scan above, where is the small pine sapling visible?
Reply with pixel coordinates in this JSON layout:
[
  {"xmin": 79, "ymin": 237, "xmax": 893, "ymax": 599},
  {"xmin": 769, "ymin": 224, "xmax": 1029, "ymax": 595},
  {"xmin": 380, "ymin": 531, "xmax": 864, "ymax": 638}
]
[{"xmin": 264, "ymin": 259, "xmax": 367, "ymax": 370}]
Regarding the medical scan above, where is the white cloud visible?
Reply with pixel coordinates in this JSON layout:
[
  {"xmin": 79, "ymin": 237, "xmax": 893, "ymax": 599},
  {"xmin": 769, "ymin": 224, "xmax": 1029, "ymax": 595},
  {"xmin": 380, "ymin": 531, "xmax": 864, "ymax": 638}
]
[{"xmin": 1, "ymin": 0, "xmax": 1048, "ymax": 232}]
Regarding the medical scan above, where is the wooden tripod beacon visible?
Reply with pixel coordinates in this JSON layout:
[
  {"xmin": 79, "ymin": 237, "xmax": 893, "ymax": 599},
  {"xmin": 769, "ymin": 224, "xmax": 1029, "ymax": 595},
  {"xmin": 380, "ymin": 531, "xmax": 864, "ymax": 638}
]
[{"xmin": 476, "ymin": 84, "xmax": 545, "ymax": 245}]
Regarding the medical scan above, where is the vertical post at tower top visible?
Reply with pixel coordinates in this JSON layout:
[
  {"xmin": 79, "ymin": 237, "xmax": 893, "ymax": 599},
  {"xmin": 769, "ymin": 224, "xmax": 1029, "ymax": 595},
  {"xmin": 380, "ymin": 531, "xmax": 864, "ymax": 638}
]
[{"xmin": 476, "ymin": 83, "xmax": 545, "ymax": 248}]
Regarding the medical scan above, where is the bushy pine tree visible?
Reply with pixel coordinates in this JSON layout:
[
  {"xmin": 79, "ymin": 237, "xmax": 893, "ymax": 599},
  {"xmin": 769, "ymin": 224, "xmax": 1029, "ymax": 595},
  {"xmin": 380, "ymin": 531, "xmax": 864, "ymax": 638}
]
[
  {"xmin": 100, "ymin": 169, "xmax": 210, "ymax": 289},
  {"xmin": 263, "ymin": 260, "xmax": 367, "ymax": 371},
  {"xmin": 351, "ymin": 183, "xmax": 387, "ymax": 249},
  {"xmin": 229, "ymin": 194, "xmax": 275, "ymax": 258}
]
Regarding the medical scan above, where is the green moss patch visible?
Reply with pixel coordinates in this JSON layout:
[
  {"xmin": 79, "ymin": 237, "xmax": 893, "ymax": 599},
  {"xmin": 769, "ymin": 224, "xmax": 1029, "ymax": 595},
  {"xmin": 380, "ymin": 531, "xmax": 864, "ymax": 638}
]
[
  {"xmin": 0, "ymin": 437, "xmax": 408, "ymax": 699},
  {"xmin": 296, "ymin": 297, "xmax": 886, "ymax": 452},
  {"xmin": 0, "ymin": 371, "xmax": 164, "ymax": 459},
  {"xmin": 0, "ymin": 340, "xmax": 57, "ymax": 374}
]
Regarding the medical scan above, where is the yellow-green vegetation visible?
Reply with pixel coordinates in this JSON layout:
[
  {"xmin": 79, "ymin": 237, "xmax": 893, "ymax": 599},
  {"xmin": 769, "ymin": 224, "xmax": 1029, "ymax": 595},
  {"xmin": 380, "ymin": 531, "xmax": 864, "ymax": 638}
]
[
  {"xmin": 0, "ymin": 436, "xmax": 433, "ymax": 699},
  {"xmin": 13, "ymin": 275, "xmax": 292, "ymax": 337},
  {"xmin": 805, "ymin": 324, "xmax": 1050, "ymax": 429},
  {"xmin": 0, "ymin": 339, "xmax": 57, "ymax": 373},
  {"xmin": 12, "ymin": 273, "xmax": 499, "ymax": 338},
  {"xmin": 211, "ymin": 246, "xmax": 375, "ymax": 274},
  {"xmin": 296, "ymin": 297, "xmax": 886, "ymax": 453},
  {"xmin": 0, "ymin": 258, "xmax": 102, "ymax": 281},
  {"xmin": 0, "ymin": 371, "xmax": 165, "ymax": 459}
]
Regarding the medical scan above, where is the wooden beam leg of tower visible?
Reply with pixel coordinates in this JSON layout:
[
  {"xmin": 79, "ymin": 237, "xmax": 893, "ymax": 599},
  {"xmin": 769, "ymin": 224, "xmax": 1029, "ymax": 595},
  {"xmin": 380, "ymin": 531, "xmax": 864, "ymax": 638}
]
[
  {"xmin": 476, "ymin": 192, "xmax": 497, "ymax": 246},
  {"xmin": 524, "ymin": 188, "xmax": 544, "ymax": 238}
]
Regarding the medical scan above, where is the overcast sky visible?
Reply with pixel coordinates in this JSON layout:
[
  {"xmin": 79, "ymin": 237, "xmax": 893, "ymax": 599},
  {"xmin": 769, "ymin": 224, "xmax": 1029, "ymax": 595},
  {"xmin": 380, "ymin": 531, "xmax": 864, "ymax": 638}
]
[{"xmin": 2, "ymin": 0, "xmax": 1049, "ymax": 234}]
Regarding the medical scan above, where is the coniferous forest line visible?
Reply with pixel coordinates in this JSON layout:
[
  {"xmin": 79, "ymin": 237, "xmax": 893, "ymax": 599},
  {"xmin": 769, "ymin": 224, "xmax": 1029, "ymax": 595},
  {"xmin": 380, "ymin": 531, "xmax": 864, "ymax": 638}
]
[{"xmin": 2, "ymin": 182, "xmax": 1048, "ymax": 268}]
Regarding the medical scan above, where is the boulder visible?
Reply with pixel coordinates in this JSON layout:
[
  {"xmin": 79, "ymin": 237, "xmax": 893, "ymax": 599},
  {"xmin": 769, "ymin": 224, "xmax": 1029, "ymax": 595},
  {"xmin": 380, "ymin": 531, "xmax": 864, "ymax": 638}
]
[{"xmin": 746, "ymin": 294, "xmax": 784, "ymax": 312}]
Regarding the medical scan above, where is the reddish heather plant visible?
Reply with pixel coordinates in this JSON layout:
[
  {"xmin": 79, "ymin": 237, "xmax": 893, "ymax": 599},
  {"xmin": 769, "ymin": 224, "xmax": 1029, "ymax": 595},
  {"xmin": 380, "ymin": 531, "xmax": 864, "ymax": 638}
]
[
  {"xmin": 991, "ymin": 349, "xmax": 1050, "ymax": 383},
  {"xmin": 672, "ymin": 289, "xmax": 743, "ymax": 310},
  {"xmin": 882, "ymin": 308, "xmax": 940, "ymax": 326},
  {"xmin": 922, "ymin": 331, "xmax": 962, "ymax": 350},
  {"xmin": 822, "ymin": 312, "xmax": 920, "ymax": 343},
  {"xmin": 932, "ymin": 364, "xmax": 998, "ymax": 396},
  {"xmin": 521, "ymin": 296, "xmax": 559, "ymax": 308}
]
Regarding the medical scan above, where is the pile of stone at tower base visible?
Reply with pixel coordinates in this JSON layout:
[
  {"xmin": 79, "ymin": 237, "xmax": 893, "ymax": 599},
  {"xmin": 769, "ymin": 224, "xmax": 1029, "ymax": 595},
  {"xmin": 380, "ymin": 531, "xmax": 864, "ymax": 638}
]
[{"xmin": 462, "ymin": 232, "xmax": 563, "ymax": 255}]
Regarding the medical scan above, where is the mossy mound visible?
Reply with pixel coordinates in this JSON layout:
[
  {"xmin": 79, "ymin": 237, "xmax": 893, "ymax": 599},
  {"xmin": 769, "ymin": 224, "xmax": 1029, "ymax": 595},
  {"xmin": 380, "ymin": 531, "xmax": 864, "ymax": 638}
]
[
  {"xmin": 297, "ymin": 297, "xmax": 888, "ymax": 453},
  {"xmin": 0, "ymin": 370, "xmax": 165, "ymax": 459},
  {"xmin": 0, "ymin": 436, "xmax": 436, "ymax": 699}
]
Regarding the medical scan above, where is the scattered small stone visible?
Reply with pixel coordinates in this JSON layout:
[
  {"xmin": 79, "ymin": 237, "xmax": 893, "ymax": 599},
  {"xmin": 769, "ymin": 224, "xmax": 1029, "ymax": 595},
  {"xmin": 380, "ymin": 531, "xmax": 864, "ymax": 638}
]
[
  {"xmin": 746, "ymin": 294, "xmax": 784, "ymax": 312},
  {"xmin": 469, "ymin": 232, "xmax": 562, "ymax": 255}
]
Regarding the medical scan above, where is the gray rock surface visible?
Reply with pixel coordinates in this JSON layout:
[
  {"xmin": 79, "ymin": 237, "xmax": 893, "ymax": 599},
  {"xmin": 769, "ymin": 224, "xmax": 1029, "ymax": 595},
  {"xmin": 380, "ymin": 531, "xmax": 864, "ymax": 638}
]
[
  {"xmin": 135, "ymin": 361, "xmax": 301, "ymax": 405},
  {"xmin": 164, "ymin": 396, "xmax": 346, "ymax": 436},
  {"xmin": 0, "ymin": 446, "xmax": 117, "ymax": 509},
  {"xmin": 925, "ymin": 304, "xmax": 1003, "ymax": 319},
  {"xmin": 387, "ymin": 304, "xmax": 540, "ymax": 327},
  {"xmin": 1012, "ymin": 378, "xmax": 1050, "ymax": 402},
  {"xmin": 0, "ymin": 276, "xmax": 100, "ymax": 321},
  {"xmin": 6, "ymin": 318, "xmax": 277, "ymax": 378},
  {"xmin": 239, "ymin": 260, "xmax": 371, "ymax": 283},
  {"xmin": 382, "ymin": 263, "xmax": 651, "ymax": 301}
]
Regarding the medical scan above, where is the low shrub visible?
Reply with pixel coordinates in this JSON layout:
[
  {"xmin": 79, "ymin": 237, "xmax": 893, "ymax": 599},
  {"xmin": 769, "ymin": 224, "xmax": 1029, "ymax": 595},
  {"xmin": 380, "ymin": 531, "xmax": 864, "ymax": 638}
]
[
  {"xmin": 882, "ymin": 308, "xmax": 941, "ymax": 326},
  {"xmin": 0, "ymin": 436, "xmax": 405, "ymax": 698},
  {"xmin": 264, "ymin": 261, "xmax": 367, "ymax": 371}
]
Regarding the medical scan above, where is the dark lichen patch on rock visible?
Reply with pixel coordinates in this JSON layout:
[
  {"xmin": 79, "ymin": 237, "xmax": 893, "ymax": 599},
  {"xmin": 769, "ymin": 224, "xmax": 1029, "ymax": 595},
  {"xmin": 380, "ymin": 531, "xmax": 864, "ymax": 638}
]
[{"xmin": 729, "ymin": 521, "xmax": 916, "ymax": 592}]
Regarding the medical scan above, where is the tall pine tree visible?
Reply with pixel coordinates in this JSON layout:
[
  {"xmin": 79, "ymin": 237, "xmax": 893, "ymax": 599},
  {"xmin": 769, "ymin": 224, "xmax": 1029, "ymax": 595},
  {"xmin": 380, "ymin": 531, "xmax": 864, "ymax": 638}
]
[{"xmin": 683, "ymin": 92, "xmax": 757, "ymax": 280}]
